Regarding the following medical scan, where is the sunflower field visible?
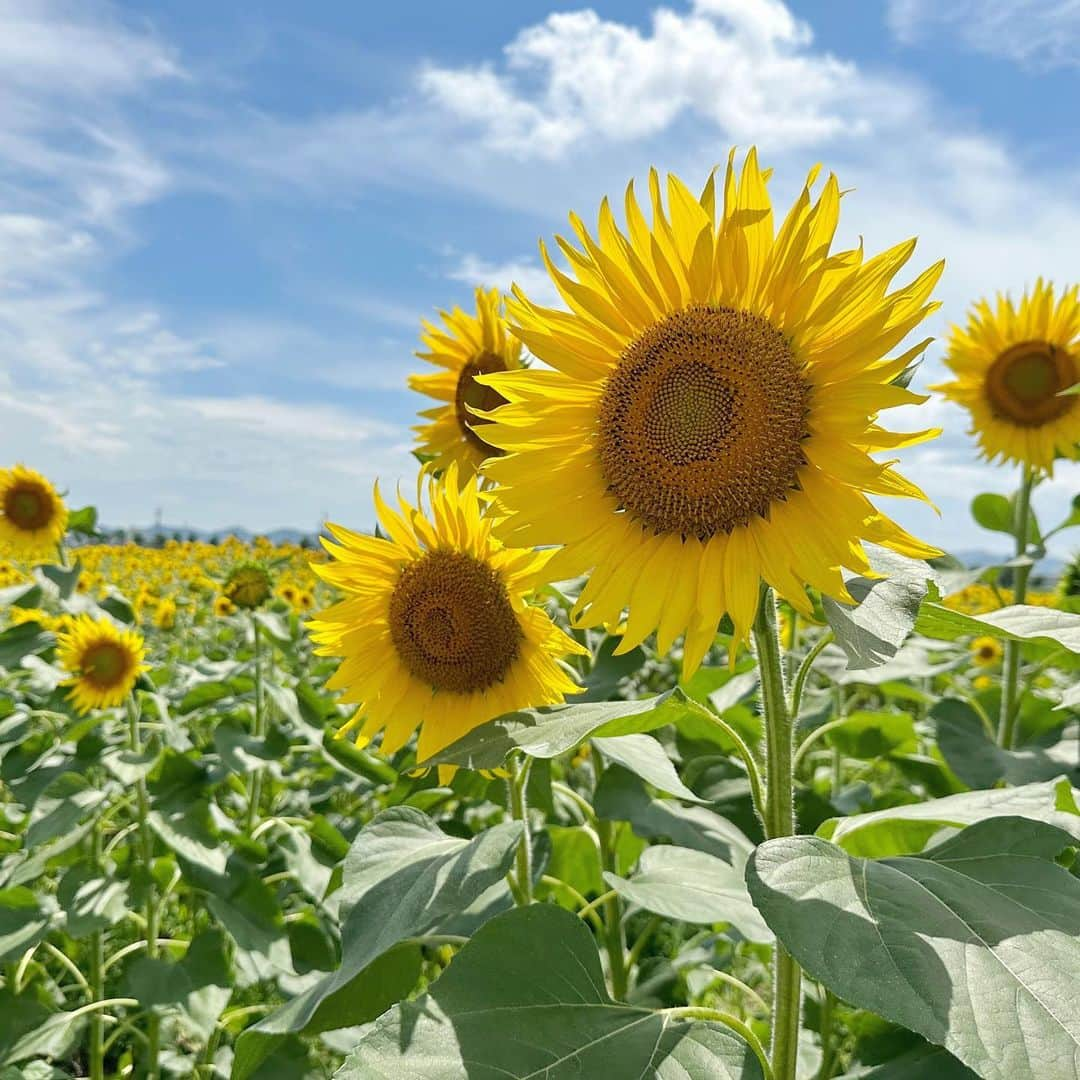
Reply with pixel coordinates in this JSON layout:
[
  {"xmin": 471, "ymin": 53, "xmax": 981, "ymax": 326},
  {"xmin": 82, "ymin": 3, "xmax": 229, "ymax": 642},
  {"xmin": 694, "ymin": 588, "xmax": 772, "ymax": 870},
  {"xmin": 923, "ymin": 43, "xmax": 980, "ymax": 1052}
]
[{"xmin": 4, "ymin": 149, "xmax": 1080, "ymax": 1080}]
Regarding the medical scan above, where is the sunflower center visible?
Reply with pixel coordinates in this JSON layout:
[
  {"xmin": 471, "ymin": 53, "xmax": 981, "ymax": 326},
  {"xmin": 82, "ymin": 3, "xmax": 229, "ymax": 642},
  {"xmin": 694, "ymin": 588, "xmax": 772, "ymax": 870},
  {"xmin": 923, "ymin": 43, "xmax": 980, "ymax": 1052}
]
[
  {"xmin": 388, "ymin": 549, "xmax": 522, "ymax": 694},
  {"xmin": 455, "ymin": 352, "xmax": 509, "ymax": 455},
  {"xmin": 4, "ymin": 483, "xmax": 52, "ymax": 531},
  {"xmin": 597, "ymin": 305, "xmax": 812, "ymax": 539},
  {"xmin": 81, "ymin": 642, "xmax": 130, "ymax": 689},
  {"xmin": 986, "ymin": 341, "xmax": 1076, "ymax": 426}
]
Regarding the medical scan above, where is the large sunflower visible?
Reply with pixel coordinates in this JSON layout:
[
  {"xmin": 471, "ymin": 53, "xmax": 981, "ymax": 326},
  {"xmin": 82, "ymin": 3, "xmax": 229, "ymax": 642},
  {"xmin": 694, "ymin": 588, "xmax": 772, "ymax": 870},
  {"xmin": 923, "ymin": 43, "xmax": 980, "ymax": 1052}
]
[
  {"xmin": 933, "ymin": 280, "xmax": 1080, "ymax": 471},
  {"xmin": 308, "ymin": 467, "xmax": 585, "ymax": 776},
  {"xmin": 0, "ymin": 465, "xmax": 68, "ymax": 562},
  {"xmin": 479, "ymin": 149, "xmax": 943, "ymax": 676},
  {"xmin": 409, "ymin": 287, "xmax": 524, "ymax": 479},
  {"xmin": 57, "ymin": 615, "xmax": 147, "ymax": 714}
]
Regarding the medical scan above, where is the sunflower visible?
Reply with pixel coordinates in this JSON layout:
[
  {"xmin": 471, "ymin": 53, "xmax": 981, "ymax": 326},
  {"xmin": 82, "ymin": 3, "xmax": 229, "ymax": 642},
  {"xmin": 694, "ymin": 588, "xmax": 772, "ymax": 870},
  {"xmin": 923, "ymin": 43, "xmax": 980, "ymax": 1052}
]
[
  {"xmin": 57, "ymin": 615, "xmax": 147, "ymax": 714},
  {"xmin": 224, "ymin": 563, "xmax": 272, "ymax": 610},
  {"xmin": 214, "ymin": 595, "xmax": 237, "ymax": 617},
  {"xmin": 409, "ymin": 287, "xmax": 524, "ymax": 480},
  {"xmin": 307, "ymin": 467, "xmax": 586, "ymax": 778},
  {"xmin": 971, "ymin": 635, "xmax": 1003, "ymax": 667},
  {"xmin": 933, "ymin": 280, "xmax": 1080, "ymax": 471},
  {"xmin": 478, "ymin": 149, "xmax": 943, "ymax": 675},
  {"xmin": 0, "ymin": 465, "xmax": 68, "ymax": 562}
]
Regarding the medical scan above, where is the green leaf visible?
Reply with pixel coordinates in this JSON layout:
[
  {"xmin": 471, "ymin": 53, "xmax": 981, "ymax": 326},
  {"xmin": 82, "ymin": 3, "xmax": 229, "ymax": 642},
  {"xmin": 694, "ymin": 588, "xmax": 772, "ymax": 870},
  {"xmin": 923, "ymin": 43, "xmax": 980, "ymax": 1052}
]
[
  {"xmin": 57, "ymin": 861, "xmax": 128, "ymax": 938},
  {"xmin": 98, "ymin": 594, "xmax": 135, "ymax": 625},
  {"xmin": 0, "ymin": 887, "xmax": 52, "ymax": 963},
  {"xmin": 0, "ymin": 623, "xmax": 54, "ymax": 669},
  {"xmin": 0, "ymin": 1006, "xmax": 86, "ymax": 1066},
  {"xmin": 40, "ymin": 560, "xmax": 81, "ymax": 600},
  {"xmin": 835, "ymin": 1044, "xmax": 978, "ymax": 1078},
  {"xmin": 820, "ymin": 777, "xmax": 1080, "ymax": 856},
  {"xmin": 823, "ymin": 710, "xmax": 918, "ymax": 760},
  {"xmin": 933, "ymin": 698, "xmax": 1080, "ymax": 789},
  {"xmin": 579, "ymin": 634, "xmax": 645, "ymax": 701},
  {"xmin": 0, "ymin": 582, "xmax": 42, "ymax": 611},
  {"xmin": 748, "ymin": 817, "xmax": 1080, "ymax": 1080},
  {"xmin": 605, "ymin": 846, "xmax": 772, "ymax": 941},
  {"xmin": 592, "ymin": 733, "xmax": 705, "ymax": 803},
  {"xmin": 422, "ymin": 690, "xmax": 693, "ymax": 770},
  {"xmin": 66, "ymin": 505, "xmax": 99, "ymax": 538},
  {"xmin": 26, "ymin": 772, "xmax": 107, "ymax": 849},
  {"xmin": 822, "ymin": 547, "xmax": 936, "ymax": 670},
  {"xmin": 971, "ymin": 492, "xmax": 1014, "ymax": 534},
  {"xmin": 337, "ymin": 904, "xmax": 765, "ymax": 1079},
  {"xmin": 594, "ymin": 766, "xmax": 755, "ymax": 867},
  {"xmin": 916, "ymin": 603, "xmax": 1080, "ymax": 653},
  {"xmin": 233, "ymin": 808, "xmax": 521, "ymax": 1080}
]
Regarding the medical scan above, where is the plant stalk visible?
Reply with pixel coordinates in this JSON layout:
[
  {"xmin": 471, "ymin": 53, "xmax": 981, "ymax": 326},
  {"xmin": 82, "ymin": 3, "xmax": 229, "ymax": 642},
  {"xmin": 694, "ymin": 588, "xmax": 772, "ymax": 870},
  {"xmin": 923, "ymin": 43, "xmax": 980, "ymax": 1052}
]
[
  {"xmin": 88, "ymin": 821, "xmax": 105, "ymax": 1080},
  {"xmin": 591, "ymin": 750, "xmax": 628, "ymax": 1000},
  {"xmin": 506, "ymin": 754, "xmax": 534, "ymax": 905},
  {"xmin": 999, "ymin": 467, "xmax": 1035, "ymax": 749},
  {"xmin": 246, "ymin": 617, "xmax": 265, "ymax": 832},
  {"xmin": 127, "ymin": 695, "xmax": 160, "ymax": 1080},
  {"xmin": 751, "ymin": 585, "xmax": 802, "ymax": 1080}
]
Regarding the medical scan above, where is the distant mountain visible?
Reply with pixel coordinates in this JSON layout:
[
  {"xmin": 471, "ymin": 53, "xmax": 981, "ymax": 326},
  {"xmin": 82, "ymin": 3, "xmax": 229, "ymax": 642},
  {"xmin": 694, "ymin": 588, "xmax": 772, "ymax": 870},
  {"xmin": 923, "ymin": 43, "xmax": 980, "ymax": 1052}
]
[{"xmin": 96, "ymin": 523, "xmax": 322, "ymax": 546}]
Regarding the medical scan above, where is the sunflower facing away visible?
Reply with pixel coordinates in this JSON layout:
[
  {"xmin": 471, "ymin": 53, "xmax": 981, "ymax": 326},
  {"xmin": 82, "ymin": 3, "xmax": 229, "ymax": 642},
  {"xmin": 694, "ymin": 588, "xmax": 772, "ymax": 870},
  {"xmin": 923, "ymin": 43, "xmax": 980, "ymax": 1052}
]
[
  {"xmin": 933, "ymin": 280, "xmax": 1080, "ymax": 471},
  {"xmin": 0, "ymin": 465, "xmax": 68, "ymax": 562},
  {"xmin": 307, "ymin": 467, "xmax": 585, "ymax": 777},
  {"xmin": 479, "ymin": 149, "xmax": 944, "ymax": 676},
  {"xmin": 409, "ymin": 287, "xmax": 524, "ymax": 480},
  {"xmin": 57, "ymin": 615, "xmax": 147, "ymax": 714}
]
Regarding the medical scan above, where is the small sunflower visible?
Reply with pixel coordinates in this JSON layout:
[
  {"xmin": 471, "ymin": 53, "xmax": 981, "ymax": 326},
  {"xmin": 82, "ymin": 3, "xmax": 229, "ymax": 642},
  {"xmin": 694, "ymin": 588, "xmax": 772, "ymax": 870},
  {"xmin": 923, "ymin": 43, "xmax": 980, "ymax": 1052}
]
[
  {"xmin": 409, "ymin": 287, "xmax": 524, "ymax": 480},
  {"xmin": 1059, "ymin": 552, "xmax": 1080, "ymax": 601},
  {"xmin": 480, "ymin": 150, "xmax": 943, "ymax": 675},
  {"xmin": 933, "ymin": 280, "xmax": 1080, "ymax": 471},
  {"xmin": 971, "ymin": 635, "xmax": 1003, "ymax": 667},
  {"xmin": 0, "ymin": 465, "xmax": 68, "ymax": 562},
  {"xmin": 307, "ymin": 467, "xmax": 586, "ymax": 778},
  {"xmin": 224, "ymin": 563, "xmax": 272, "ymax": 610},
  {"xmin": 154, "ymin": 596, "xmax": 177, "ymax": 630},
  {"xmin": 214, "ymin": 595, "xmax": 237, "ymax": 617},
  {"xmin": 57, "ymin": 615, "xmax": 147, "ymax": 714}
]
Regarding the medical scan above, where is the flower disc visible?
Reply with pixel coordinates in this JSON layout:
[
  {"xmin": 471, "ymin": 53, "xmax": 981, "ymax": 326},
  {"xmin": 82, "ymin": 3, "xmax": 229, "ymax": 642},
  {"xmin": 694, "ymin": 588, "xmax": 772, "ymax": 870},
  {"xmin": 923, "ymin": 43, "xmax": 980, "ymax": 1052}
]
[
  {"xmin": 598, "ymin": 305, "xmax": 810, "ymax": 539},
  {"xmin": 389, "ymin": 550, "xmax": 522, "ymax": 693}
]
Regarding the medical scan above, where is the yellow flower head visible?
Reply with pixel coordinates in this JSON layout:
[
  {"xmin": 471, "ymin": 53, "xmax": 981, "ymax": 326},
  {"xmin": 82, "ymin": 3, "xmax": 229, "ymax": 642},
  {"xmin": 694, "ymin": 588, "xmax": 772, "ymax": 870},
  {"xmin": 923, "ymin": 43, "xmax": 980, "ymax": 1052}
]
[
  {"xmin": 0, "ymin": 465, "xmax": 68, "ymax": 563},
  {"xmin": 479, "ymin": 150, "xmax": 943, "ymax": 676},
  {"xmin": 297, "ymin": 589, "xmax": 315, "ymax": 611},
  {"xmin": 154, "ymin": 596, "xmax": 177, "ymax": 630},
  {"xmin": 970, "ymin": 635, "xmax": 1003, "ymax": 667},
  {"xmin": 307, "ymin": 466, "xmax": 586, "ymax": 777},
  {"xmin": 57, "ymin": 616, "xmax": 147, "ymax": 714},
  {"xmin": 224, "ymin": 563, "xmax": 272, "ymax": 610},
  {"xmin": 213, "ymin": 595, "xmax": 237, "ymax": 617},
  {"xmin": 933, "ymin": 280, "xmax": 1080, "ymax": 471},
  {"xmin": 409, "ymin": 287, "xmax": 524, "ymax": 481}
]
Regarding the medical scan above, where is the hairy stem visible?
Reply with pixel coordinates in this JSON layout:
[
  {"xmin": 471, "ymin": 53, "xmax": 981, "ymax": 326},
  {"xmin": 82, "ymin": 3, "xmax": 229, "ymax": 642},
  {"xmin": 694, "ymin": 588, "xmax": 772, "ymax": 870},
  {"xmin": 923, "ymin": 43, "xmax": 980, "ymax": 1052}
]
[
  {"xmin": 999, "ymin": 466, "xmax": 1035, "ymax": 749},
  {"xmin": 752, "ymin": 585, "xmax": 802, "ymax": 1080}
]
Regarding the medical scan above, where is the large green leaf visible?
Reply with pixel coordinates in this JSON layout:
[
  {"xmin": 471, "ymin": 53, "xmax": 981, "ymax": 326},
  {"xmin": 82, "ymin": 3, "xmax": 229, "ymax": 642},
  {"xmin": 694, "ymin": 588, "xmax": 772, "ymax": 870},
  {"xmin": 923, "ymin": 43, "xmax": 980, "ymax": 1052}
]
[
  {"xmin": 932, "ymin": 698, "xmax": 1080, "ymax": 789},
  {"xmin": 0, "ymin": 623, "xmax": 54, "ymax": 669},
  {"xmin": 232, "ymin": 808, "xmax": 522, "ymax": 1080},
  {"xmin": 0, "ymin": 887, "xmax": 53, "ymax": 963},
  {"xmin": 837, "ymin": 1044, "xmax": 977, "ymax": 1078},
  {"xmin": 819, "ymin": 776, "xmax": 1080, "ymax": 856},
  {"xmin": 916, "ymin": 603, "xmax": 1080, "ymax": 653},
  {"xmin": 422, "ymin": 691, "xmax": 691, "ymax": 770},
  {"xmin": 594, "ymin": 766, "xmax": 755, "ymax": 866},
  {"xmin": 822, "ymin": 548, "xmax": 937, "ymax": 670},
  {"xmin": 605, "ymin": 846, "xmax": 772, "ymax": 942},
  {"xmin": 336, "ymin": 903, "xmax": 766, "ymax": 1079},
  {"xmin": 747, "ymin": 817, "xmax": 1080, "ymax": 1080},
  {"xmin": 592, "ymin": 733, "xmax": 704, "ymax": 803}
]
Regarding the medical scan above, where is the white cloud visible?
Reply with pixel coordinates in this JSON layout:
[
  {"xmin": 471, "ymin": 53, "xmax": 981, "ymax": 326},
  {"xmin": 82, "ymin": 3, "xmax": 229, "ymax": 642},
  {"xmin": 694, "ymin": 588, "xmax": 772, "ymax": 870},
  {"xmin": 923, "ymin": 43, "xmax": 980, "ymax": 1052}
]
[
  {"xmin": 419, "ymin": 0, "xmax": 870, "ymax": 159},
  {"xmin": 887, "ymin": 0, "xmax": 1080, "ymax": 67},
  {"xmin": 445, "ymin": 252, "xmax": 561, "ymax": 308}
]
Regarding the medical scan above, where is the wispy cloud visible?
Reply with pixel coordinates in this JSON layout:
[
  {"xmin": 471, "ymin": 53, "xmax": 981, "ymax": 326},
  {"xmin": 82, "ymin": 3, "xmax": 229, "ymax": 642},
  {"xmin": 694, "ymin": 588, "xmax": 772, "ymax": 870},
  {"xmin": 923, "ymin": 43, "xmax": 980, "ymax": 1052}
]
[{"xmin": 887, "ymin": 0, "xmax": 1080, "ymax": 68}]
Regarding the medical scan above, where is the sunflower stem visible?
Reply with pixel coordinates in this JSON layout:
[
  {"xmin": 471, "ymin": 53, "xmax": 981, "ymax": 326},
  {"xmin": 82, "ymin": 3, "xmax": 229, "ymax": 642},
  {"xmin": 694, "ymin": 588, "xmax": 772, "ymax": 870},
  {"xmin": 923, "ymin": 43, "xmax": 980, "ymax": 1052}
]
[
  {"xmin": 999, "ymin": 466, "xmax": 1035, "ymax": 749},
  {"xmin": 246, "ymin": 617, "xmax": 265, "ymax": 833},
  {"xmin": 127, "ymin": 694, "xmax": 159, "ymax": 1080},
  {"xmin": 506, "ymin": 753, "xmax": 533, "ymax": 905},
  {"xmin": 88, "ymin": 819, "xmax": 105, "ymax": 1080},
  {"xmin": 752, "ymin": 584, "xmax": 802, "ymax": 1080},
  {"xmin": 591, "ymin": 749, "xmax": 628, "ymax": 1000}
]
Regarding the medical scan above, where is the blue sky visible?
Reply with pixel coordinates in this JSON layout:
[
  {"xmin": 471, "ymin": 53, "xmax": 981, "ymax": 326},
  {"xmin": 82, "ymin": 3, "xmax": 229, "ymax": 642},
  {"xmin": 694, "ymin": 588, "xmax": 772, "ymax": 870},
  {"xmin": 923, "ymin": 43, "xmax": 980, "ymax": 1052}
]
[{"xmin": 4, "ymin": 0, "xmax": 1080, "ymax": 553}]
